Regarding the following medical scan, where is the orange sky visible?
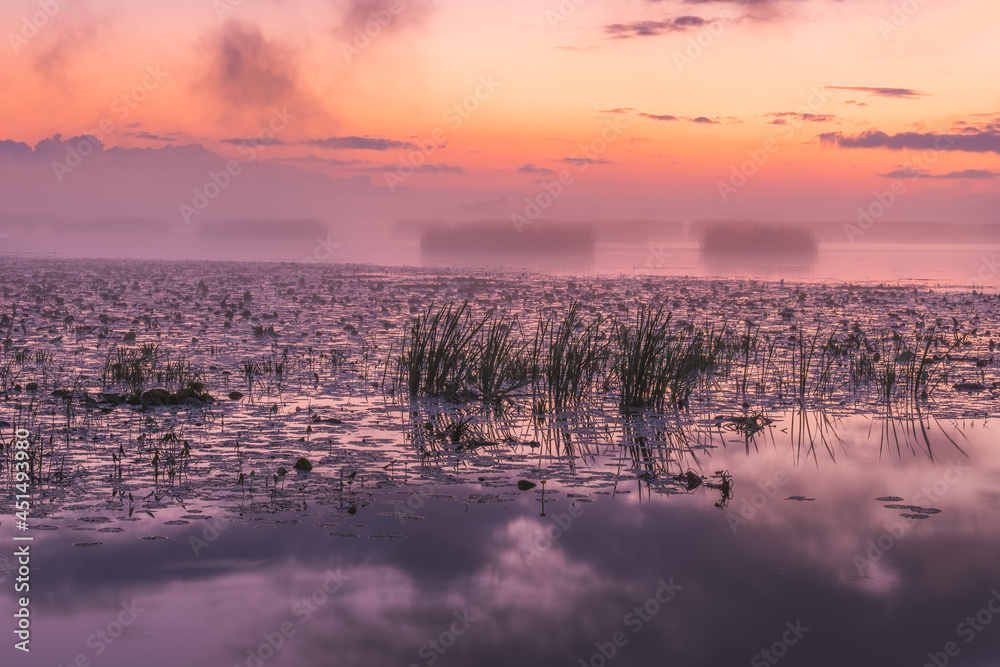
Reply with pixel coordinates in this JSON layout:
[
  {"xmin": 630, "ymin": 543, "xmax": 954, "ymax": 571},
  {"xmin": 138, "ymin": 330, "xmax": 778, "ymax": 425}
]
[{"xmin": 1, "ymin": 0, "xmax": 998, "ymax": 228}]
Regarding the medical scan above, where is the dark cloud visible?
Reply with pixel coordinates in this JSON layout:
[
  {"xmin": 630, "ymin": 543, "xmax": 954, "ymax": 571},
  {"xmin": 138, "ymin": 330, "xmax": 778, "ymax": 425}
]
[
  {"xmin": 878, "ymin": 168, "xmax": 923, "ymax": 179},
  {"xmin": 605, "ymin": 16, "xmax": 712, "ymax": 38},
  {"xmin": 561, "ymin": 157, "xmax": 614, "ymax": 166},
  {"xmin": 362, "ymin": 163, "xmax": 463, "ymax": 174},
  {"xmin": 639, "ymin": 113, "xmax": 679, "ymax": 122},
  {"xmin": 821, "ymin": 129, "xmax": 1000, "ymax": 154},
  {"xmin": 517, "ymin": 164, "xmax": 555, "ymax": 175},
  {"xmin": 337, "ymin": 0, "xmax": 435, "ymax": 37},
  {"xmin": 766, "ymin": 112, "xmax": 837, "ymax": 124},
  {"xmin": 199, "ymin": 21, "xmax": 301, "ymax": 110},
  {"xmin": 221, "ymin": 137, "xmax": 289, "ymax": 147},
  {"xmin": 125, "ymin": 132, "xmax": 177, "ymax": 142},
  {"xmin": 880, "ymin": 168, "xmax": 1000, "ymax": 179},
  {"xmin": 637, "ymin": 113, "xmax": 738, "ymax": 124},
  {"xmin": 27, "ymin": 2, "xmax": 108, "ymax": 84},
  {"xmin": 304, "ymin": 136, "xmax": 419, "ymax": 151},
  {"xmin": 935, "ymin": 169, "xmax": 1000, "ymax": 178},
  {"xmin": 274, "ymin": 155, "xmax": 366, "ymax": 167},
  {"xmin": 29, "ymin": 134, "xmax": 104, "ymax": 160},
  {"xmin": 221, "ymin": 135, "xmax": 418, "ymax": 151},
  {"xmin": 826, "ymin": 86, "xmax": 926, "ymax": 99},
  {"xmin": 0, "ymin": 140, "xmax": 33, "ymax": 158}
]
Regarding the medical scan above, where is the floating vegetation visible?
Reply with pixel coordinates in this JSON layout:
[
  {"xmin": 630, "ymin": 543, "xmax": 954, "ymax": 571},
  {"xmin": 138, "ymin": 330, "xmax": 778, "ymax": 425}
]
[{"xmin": 0, "ymin": 257, "xmax": 995, "ymax": 540}]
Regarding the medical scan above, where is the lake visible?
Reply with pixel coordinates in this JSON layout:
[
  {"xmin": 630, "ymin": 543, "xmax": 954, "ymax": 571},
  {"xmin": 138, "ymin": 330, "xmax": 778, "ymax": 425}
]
[{"xmin": 0, "ymin": 256, "xmax": 998, "ymax": 667}]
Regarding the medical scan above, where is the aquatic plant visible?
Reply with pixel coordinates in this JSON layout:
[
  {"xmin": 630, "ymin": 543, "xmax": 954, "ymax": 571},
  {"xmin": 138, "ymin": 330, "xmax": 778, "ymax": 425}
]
[
  {"xmin": 539, "ymin": 302, "xmax": 608, "ymax": 409},
  {"xmin": 398, "ymin": 301, "xmax": 486, "ymax": 398},
  {"xmin": 472, "ymin": 313, "xmax": 533, "ymax": 402},
  {"xmin": 614, "ymin": 305, "xmax": 720, "ymax": 410}
]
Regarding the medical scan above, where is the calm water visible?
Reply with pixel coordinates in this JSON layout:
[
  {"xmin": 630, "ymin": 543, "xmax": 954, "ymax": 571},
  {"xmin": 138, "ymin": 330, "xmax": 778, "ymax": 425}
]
[{"xmin": 1, "ymin": 258, "xmax": 998, "ymax": 666}]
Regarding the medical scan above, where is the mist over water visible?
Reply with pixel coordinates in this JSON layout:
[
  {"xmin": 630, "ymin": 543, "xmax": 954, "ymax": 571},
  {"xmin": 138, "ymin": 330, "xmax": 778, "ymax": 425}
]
[{"xmin": 3, "ymin": 225, "xmax": 995, "ymax": 289}]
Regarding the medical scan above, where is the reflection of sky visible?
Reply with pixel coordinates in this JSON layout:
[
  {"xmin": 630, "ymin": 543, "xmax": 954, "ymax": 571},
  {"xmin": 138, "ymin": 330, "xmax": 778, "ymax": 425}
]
[{"xmin": 3, "ymin": 415, "xmax": 1000, "ymax": 667}]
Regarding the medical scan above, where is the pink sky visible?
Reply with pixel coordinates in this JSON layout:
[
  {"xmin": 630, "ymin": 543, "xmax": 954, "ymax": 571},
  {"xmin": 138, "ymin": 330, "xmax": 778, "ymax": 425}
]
[{"xmin": 1, "ymin": 0, "xmax": 998, "ymax": 258}]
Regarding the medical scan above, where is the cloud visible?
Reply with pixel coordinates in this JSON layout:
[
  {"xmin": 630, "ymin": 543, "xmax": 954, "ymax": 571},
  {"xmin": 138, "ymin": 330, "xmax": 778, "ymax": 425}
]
[
  {"xmin": 221, "ymin": 137, "xmax": 289, "ymax": 147},
  {"xmin": 274, "ymin": 155, "xmax": 366, "ymax": 167},
  {"xmin": 825, "ymin": 86, "xmax": 926, "ymax": 99},
  {"xmin": 600, "ymin": 108, "xmax": 634, "ymax": 114},
  {"xmin": 28, "ymin": 2, "xmax": 108, "ymax": 84},
  {"xmin": 221, "ymin": 135, "xmax": 419, "ymax": 151},
  {"xmin": 362, "ymin": 163, "xmax": 464, "ymax": 174},
  {"xmin": 561, "ymin": 157, "xmax": 613, "ymax": 166},
  {"xmin": 125, "ymin": 132, "xmax": 177, "ymax": 142},
  {"xmin": 29, "ymin": 134, "xmax": 105, "ymax": 160},
  {"xmin": 880, "ymin": 168, "xmax": 1000, "ymax": 179},
  {"xmin": 766, "ymin": 112, "xmax": 837, "ymax": 124},
  {"xmin": 518, "ymin": 164, "xmax": 555, "ymax": 175},
  {"xmin": 605, "ymin": 16, "xmax": 713, "ymax": 38},
  {"xmin": 337, "ymin": 0, "xmax": 435, "ymax": 38},
  {"xmin": 0, "ymin": 141, "xmax": 33, "ymax": 158},
  {"xmin": 935, "ymin": 169, "xmax": 1000, "ymax": 178},
  {"xmin": 821, "ymin": 129, "xmax": 1000, "ymax": 154},
  {"xmin": 639, "ymin": 113, "xmax": 679, "ymax": 122},
  {"xmin": 198, "ymin": 21, "xmax": 302, "ymax": 112},
  {"xmin": 637, "ymin": 113, "xmax": 738, "ymax": 124},
  {"xmin": 304, "ymin": 136, "xmax": 419, "ymax": 151}
]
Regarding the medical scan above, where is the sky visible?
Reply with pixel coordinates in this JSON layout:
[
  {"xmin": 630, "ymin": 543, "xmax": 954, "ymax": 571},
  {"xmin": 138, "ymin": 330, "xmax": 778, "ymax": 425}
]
[{"xmin": 0, "ymin": 0, "xmax": 998, "ymax": 259}]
